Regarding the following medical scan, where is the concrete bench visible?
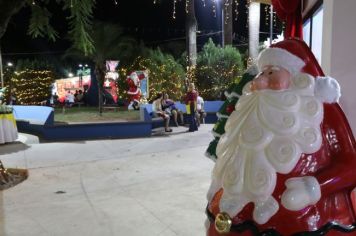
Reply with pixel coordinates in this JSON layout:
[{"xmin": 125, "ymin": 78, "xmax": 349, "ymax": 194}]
[
  {"xmin": 140, "ymin": 100, "xmax": 224, "ymax": 129},
  {"xmin": 12, "ymin": 105, "xmax": 54, "ymax": 125},
  {"xmin": 103, "ymin": 106, "xmax": 119, "ymax": 112},
  {"xmin": 140, "ymin": 104, "xmax": 166, "ymax": 129},
  {"xmin": 203, "ymin": 101, "xmax": 224, "ymax": 123}
]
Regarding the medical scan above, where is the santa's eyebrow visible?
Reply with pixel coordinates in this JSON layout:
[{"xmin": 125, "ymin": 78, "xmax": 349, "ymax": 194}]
[{"xmin": 271, "ymin": 66, "xmax": 281, "ymax": 71}]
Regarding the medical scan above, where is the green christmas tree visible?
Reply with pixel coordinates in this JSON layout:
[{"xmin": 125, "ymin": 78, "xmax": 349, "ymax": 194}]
[{"xmin": 205, "ymin": 66, "xmax": 258, "ymax": 161}]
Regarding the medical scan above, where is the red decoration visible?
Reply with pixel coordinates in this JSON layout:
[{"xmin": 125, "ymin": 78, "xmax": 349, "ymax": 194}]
[
  {"xmin": 271, "ymin": 0, "xmax": 303, "ymax": 38},
  {"xmin": 126, "ymin": 71, "xmax": 146, "ymax": 102},
  {"xmin": 226, "ymin": 104, "xmax": 235, "ymax": 114},
  {"xmin": 206, "ymin": 39, "xmax": 356, "ymax": 235}
]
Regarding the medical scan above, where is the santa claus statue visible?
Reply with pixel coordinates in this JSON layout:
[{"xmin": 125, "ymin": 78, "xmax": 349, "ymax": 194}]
[
  {"xmin": 206, "ymin": 39, "xmax": 356, "ymax": 235},
  {"xmin": 126, "ymin": 71, "xmax": 147, "ymax": 110}
]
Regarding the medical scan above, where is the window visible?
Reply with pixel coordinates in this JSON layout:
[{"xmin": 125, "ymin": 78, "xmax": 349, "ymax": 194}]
[{"xmin": 303, "ymin": 3, "xmax": 323, "ymax": 64}]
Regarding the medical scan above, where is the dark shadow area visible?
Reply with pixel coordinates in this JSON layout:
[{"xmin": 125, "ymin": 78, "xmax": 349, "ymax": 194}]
[{"xmin": 0, "ymin": 142, "xmax": 30, "ymax": 156}]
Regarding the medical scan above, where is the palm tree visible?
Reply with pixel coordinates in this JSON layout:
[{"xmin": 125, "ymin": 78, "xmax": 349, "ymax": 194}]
[
  {"xmin": 66, "ymin": 22, "xmax": 138, "ymax": 115},
  {"xmin": 248, "ymin": 1, "xmax": 261, "ymax": 61}
]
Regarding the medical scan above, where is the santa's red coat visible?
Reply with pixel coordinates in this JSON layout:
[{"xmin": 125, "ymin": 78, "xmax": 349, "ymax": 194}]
[
  {"xmin": 207, "ymin": 39, "xmax": 356, "ymax": 235},
  {"xmin": 126, "ymin": 72, "xmax": 146, "ymax": 102}
]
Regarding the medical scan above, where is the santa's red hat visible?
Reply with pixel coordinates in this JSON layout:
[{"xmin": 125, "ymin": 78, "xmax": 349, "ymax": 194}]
[
  {"xmin": 258, "ymin": 38, "xmax": 341, "ymax": 104},
  {"xmin": 259, "ymin": 38, "xmax": 325, "ymax": 77},
  {"xmin": 257, "ymin": 43, "xmax": 305, "ymax": 75}
]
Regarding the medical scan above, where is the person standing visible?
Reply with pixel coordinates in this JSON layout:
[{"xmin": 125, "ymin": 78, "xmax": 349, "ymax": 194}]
[
  {"xmin": 184, "ymin": 83, "xmax": 198, "ymax": 132},
  {"xmin": 196, "ymin": 92, "xmax": 206, "ymax": 126}
]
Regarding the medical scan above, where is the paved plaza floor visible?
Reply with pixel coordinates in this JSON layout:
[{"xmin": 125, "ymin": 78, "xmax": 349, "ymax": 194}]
[{"xmin": 0, "ymin": 125, "xmax": 215, "ymax": 236}]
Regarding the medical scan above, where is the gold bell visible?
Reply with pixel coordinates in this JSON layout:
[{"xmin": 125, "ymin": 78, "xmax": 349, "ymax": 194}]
[{"xmin": 215, "ymin": 212, "xmax": 232, "ymax": 234}]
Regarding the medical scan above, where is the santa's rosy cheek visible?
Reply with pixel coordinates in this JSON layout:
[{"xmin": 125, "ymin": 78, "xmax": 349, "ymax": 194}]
[
  {"xmin": 250, "ymin": 78, "xmax": 269, "ymax": 91},
  {"xmin": 268, "ymin": 77, "xmax": 290, "ymax": 90}
]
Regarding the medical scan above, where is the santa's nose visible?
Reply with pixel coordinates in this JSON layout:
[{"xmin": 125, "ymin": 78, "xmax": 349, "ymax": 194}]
[{"xmin": 250, "ymin": 75, "xmax": 268, "ymax": 91}]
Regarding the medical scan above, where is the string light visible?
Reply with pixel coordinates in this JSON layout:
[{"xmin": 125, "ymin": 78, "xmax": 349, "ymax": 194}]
[
  {"xmin": 234, "ymin": 0, "xmax": 239, "ymax": 21},
  {"xmin": 201, "ymin": 0, "xmax": 206, "ymax": 7},
  {"xmin": 212, "ymin": 0, "xmax": 217, "ymax": 17},
  {"xmin": 245, "ymin": 0, "xmax": 251, "ymax": 28},
  {"xmin": 185, "ymin": 0, "xmax": 189, "ymax": 13},
  {"xmin": 173, "ymin": 0, "xmax": 177, "ymax": 19},
  {"xmin": 113, "ymin": 0, "xmax": 118, "ymax": 5},
  {"xmin": 32, "ymin": 0, "xmax": 35, "ymax": 5},
  {"xmin": 265, "ymin": 5, "xmax": 269, "ymax": 26},
  {"xmin": 11, "ymin": 70, "xmax": 55, "ymax": 105}
]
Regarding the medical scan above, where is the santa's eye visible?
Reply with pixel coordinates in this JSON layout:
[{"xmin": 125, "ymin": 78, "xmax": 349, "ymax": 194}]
[{"xmin": 269, "ymin": 71, "xmax": 273, "ymax": 75}]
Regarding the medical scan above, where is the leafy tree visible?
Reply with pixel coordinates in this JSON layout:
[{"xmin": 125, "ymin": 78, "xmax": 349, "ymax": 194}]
[
  {"xmin": 195, "ymin": 38, "xmax": 244, "ymax": 100},
  {"xmin": 120, "ymin": 48, "xmax": 186, "ymax": 102}
]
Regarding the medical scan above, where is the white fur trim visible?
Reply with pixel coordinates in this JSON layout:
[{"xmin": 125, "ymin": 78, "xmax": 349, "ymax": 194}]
[
  {"xmin": 205, "ymin": 151, "xmax": 217, "ymax": 162},
  {"xmin": 217, "ymin": 112, "xmax": 230, "ymax": 119},
  {"xmin": 211, "ymin": 131, "xmax": 222, "ymax": 138},
  {"xmin": 281, "ymin": 176, "xmax": 321, "ymax": 211},
  {"xmin": 314, "ymin": 76, "xmax": 341, "ymax": 103},
  {"xmin": 257, "ymin": 47, "xmax": 305, "ymax": 75}
]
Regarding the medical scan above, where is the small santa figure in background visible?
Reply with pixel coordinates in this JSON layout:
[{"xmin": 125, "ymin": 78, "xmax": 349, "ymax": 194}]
[
  {"xmin": 206, "ymin": 39, "xmax": 356, "ymax": 235},
  {"xmin": 126, "ymin": 71, "xmax": 148, "ymax": 110}
]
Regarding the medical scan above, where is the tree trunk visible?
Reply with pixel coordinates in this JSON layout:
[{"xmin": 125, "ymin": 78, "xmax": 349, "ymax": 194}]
[
  {"xmin": 248, "ymin": 2, "xmax": 261, "ymax": 61},
  {"xmin": 224, "ymin": 0, "xmax": 233, "ymax": 46},
  {"xmin": 186, "ymin": 0, "xmax": 197, "ymax": 67},
  {"xmin": 95, "ymin": 62, "xmax": 105, "ymax": 116}
]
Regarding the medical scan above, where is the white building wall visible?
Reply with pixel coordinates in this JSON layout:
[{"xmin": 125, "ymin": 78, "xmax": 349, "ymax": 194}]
[{"xmin": 322, "ymin": 0, "xmax": 356, "ymax": 136}]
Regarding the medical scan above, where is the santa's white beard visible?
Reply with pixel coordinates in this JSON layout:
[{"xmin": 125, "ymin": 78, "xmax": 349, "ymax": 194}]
[{"xmin": 208, "ymin": 73, "xmax": 324, "ymax": 224}]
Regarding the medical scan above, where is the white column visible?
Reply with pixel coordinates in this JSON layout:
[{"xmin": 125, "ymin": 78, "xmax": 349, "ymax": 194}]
[{"xmin": 322, "ymin": 0, "xmax": 356, "ymax": 136}]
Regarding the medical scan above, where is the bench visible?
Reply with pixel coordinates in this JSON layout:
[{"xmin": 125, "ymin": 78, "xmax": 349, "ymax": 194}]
[
  {"xmin": 140, "ymin": 100, "xmax": 224, "ymax": 130},
  {"xmin": 12, "ymin": 105, "xmax": 54, "ymax": 125},
  {"xmin": 203, "ymin": 101, "xmax": 224, "ymax": 123},
  {"xmin": 103, "ymin": 106, "xmax": 119, "ymax": 112},
  {"xmin": 140, "ymin": 104, "xmax": 166, "ymax": 129}
]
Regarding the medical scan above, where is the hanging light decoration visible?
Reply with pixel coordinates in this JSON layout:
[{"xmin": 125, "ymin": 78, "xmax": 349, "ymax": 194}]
[
  {"xmin": 245, "ymin": 0, "xmax": 250, "ymax": 28},
  {"xmin": 224, "ymin": 0, "xmax": 229, "ymax": 24},
  {"xmin": 186, "ymin": 0, "xmax": 189, "ymax": 13},
  {"xmin": 234, "ymin": 0, "xmax": 239, "ymax": 21},
  {"xmin": 113, "ymin": 0, "xmax": 118, "ymax": 5},
  {"xmin": 265, "ymin": 5, "xmax": 269, "ymax": 26},
  {"xmin": 212, "ymin": 0, "xmax": 217, "ymax": 17},
  {"xmin": 201, "ymin": 0, "xmax": 206, "ymax": 7},
  {"xmin": 173, "ymin": 0, "xmax": 177, "ymax": 19}
]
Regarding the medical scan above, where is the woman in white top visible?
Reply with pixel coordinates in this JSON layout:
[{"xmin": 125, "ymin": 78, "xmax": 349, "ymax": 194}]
[{"xmin": 152, "ymin": 93, "xmax": 172, "ymax": 132}]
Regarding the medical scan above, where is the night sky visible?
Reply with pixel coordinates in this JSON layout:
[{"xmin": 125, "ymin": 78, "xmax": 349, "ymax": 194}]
[{"xmin": 2, "ymin": 0, "xmax": 278, "ymax": 63}]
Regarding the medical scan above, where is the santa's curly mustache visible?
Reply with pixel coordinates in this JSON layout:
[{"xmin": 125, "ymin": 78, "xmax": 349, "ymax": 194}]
[{"xmin": 207, "ymin": 72, "xmax": 324, "ymax": 224}]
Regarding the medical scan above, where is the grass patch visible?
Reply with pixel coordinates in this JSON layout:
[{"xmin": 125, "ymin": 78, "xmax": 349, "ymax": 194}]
[{"xmin": 54, "ymin": 107, "xmax": 140, "ymax": 123}]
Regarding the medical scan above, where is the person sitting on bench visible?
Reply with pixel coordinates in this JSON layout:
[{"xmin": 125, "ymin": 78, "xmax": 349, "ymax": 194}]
[
  {"xmin": 162, "ymin": 93, "xmax": 184, "ymax": 127},
  {"xmin": 152, "ymin": 93, "xmax": 172, "ymax": 132}
]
